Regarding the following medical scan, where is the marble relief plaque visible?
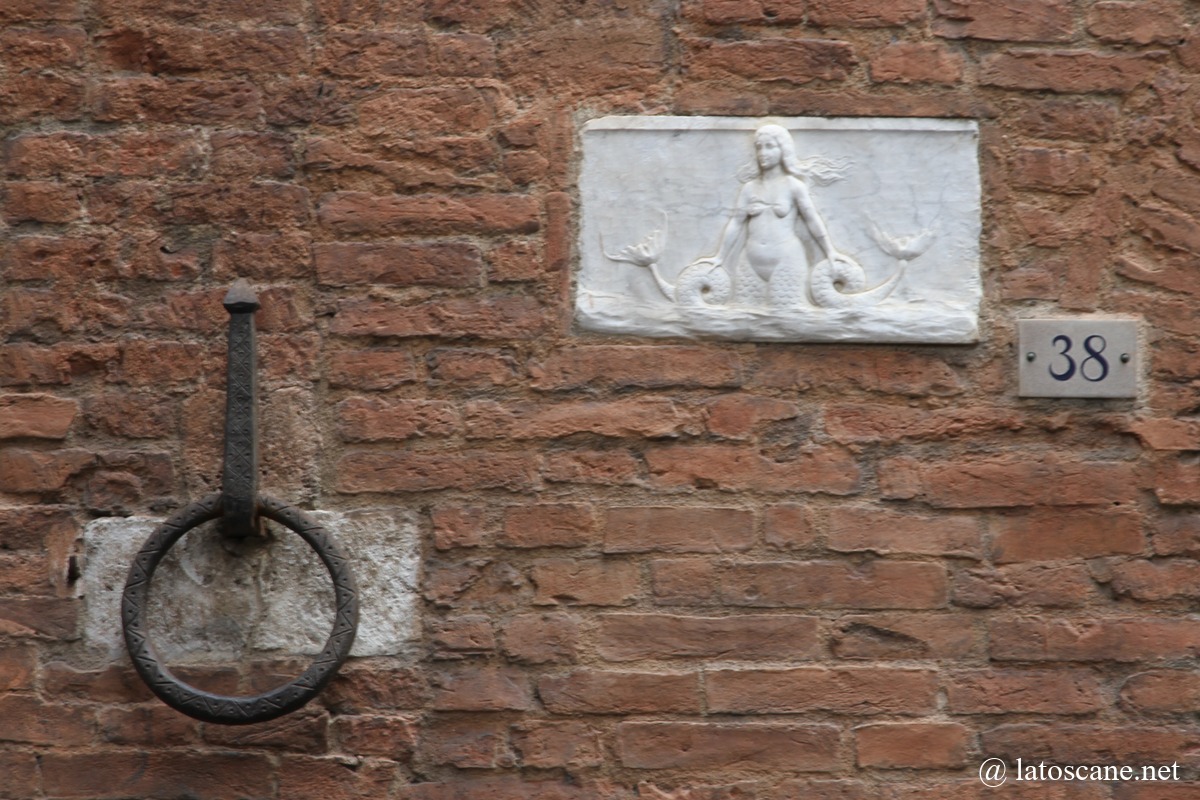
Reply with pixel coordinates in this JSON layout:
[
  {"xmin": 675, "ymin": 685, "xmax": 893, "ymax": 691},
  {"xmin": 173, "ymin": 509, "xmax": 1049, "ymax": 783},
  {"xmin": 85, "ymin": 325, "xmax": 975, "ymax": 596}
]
[{"xmin": 576, "ymin": 116, "xmax": 981, "ymax": 343}]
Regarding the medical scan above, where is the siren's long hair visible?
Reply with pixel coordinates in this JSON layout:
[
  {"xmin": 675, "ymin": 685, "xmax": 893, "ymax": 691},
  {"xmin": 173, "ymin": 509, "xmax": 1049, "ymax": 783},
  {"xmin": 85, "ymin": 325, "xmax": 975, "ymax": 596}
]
[{"xmin": 737, "ymin": 124, "xmax": 852, "ymax": 186}]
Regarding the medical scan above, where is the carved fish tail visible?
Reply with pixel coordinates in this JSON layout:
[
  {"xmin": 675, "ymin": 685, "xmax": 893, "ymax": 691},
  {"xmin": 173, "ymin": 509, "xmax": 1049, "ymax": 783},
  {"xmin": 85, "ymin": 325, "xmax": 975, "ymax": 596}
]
[{"xmin": 810, "ymin": 258, "xmax": 905, "ymax": 309}]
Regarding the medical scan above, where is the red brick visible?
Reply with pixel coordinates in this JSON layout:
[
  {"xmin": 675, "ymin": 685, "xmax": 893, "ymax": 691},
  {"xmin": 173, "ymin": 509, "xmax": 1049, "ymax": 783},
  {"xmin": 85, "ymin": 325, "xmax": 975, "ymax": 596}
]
[
  {"xmin": 431, "ymin": 614, "xmax": 496, "ymax": 659},
  {"xmin": 707, "ymin": 667, "xmax": 936, "ymax": 715},
  {"xmin": 97, "ymin": 705, "xmax": 198, "ymax": 747},
  {"xmin": 752, "ymin": 348, "xmax": 963, "ymax": 396},
  {"xmin": 828, "ymin": 506, "xmax": 982, "ymax": 558},
  {"xmin": 83, "ymin": 392, "xmax": 174, "ymax": 439},
  {"xmin": 879, "ymin": 453, "xmax": 1138, "ymax": 508},
  {"xmin": 603, "ymin": 507, "xmax": 753, "ymax": 554},
  {"xmin": 209, "ymin": 131, "xmax": 294, "ymax": 179},
  {"xmin": 704, "ymin": 394, "xmax": 799, "ymax": 439},
  {"xmin": 98, "ymin": 27, "xmax": 306, "ymax": 74},
  {"xmin": 947, "ymin": 668, "xmax": 1105, "ymax": 713},
  {"xmin": 721, "ymin": 561, "xmax": 947, "ymax": 609},
  {"xmin": 1016, "ymin": 99, "xmax": 1118, "ymax": 141},
  {"xmin": 540, "ymin": 449, "xmax": 641, "ymax": 486},
  {"xmin": 646, "ymin": 444, "xmax": 861, "ymax": 494},
  {"xmin": 328, "ymin": 349, "xmax": 418, "ymax": 390},
  {"xmin": 501, "ymin": 612, "xmax": 579, "ymax": 664},
  {"xmin": 213, "ymin": 232, "xmax": 312, "ymax": 281},
  {"xmin": 675, "ymin": 83, "xmax": 772, "ymax": 116},
  {"xmin": 337, "ymin": 398, "xmax": 459, "ymax": 442},
  {"xmin": 991, "ymin": 508, "xmax": 1143, "ymax": 561},
  {"xmin": 990, "ymin": 618, "xmax": 1200, "ymax": 661},
  {"xmin": 1, "ymin": 26, "xmax": 85, "ymax": 70},
  {"xmin": 0, "ymin": 596, "xmax": 79, "ymax": 638},
  {"xmin": 113, "ymin": 341, "xmax": 205, "ymax": 386},
  {"xmin": 870, "ymin": 41, "xmax": 964, "ymax": 84},
  {"xmin": 686, "ymin": 37, "xmax": 857, "ymax": 84},
  {"xmin": 981, "ymin": 724, "xmax": 1200, "ymax": 766},
  {"xmin": 0, "ymin": 752, "xmax": 39, "ymax": 799},
  {"xmin": 486, "ymin": 239, "xmax": 542, "ymax": 282},
  {"xmin": 396, "ymin": 777, "xmax": 594, "ymax": 800},
  {"xmin": 1152, "ymin": 513, "xmax": 1200, "ymax": 556},
  {"xmin": 428, "ymin": 349, "xmax": 520, "ymax": 387},
  {"xmin": 1110, "ymin": 559, "xmax": 1200, "ymax": 601},
  {"xmin": 276, "ymin": 756, "xmax": 399, "ymax": 800},
  {"xmin": 597, "ymin": 613, "xmax": 820, "ymax": 661},
  {"xmin": 531, "ymin": 346, "xmax": 741, "ymax": 390},
  {"xmin": 318, "ymin": 31, "xmax": 429, "ymax": 77},
  {"xmin": 934, "ymin": 0, "xmax": 1073, "ymax": 42},
  {"xmin": 6, "ymin": 131, "xmax": 203, "ymax": 180},
  {"xmin": 651, "ymin": 559, "xmax": 718, "ymax": 606},
  {"xmin": 316, "ymin": 242, "xmax": 482, "ymax": 287},
  {"xmin": 955, "ymin": 563, "xmax": 1101, "ymax": 608},
  {"xmin": 0, "ymin": 394, "xmax": 78, "ymax": 439},
  {"xmin": 466, "ymin": 398, "xmax": 702, "ymax": 440},
  {"xmin": 618, "ymin": 722, "xmax": 840, "ymax": 770},
  {"xmin": 431, "ymin": 506, "xmax": 490, "ymax": 551},
  {"xmin": 827, "ymin": 404, "xmax": 1024, "ymax": 444},
  {"xmin": 1009, "ymin": 147, "xmax": 1098, "ymax": 194},
  {"xmin": 1120, "ymin": 670, "xmax": 1200, "ymax": 714},
  {"xmin": 335, "ymin": 714, "xmax": 417, "ymax": 758},
  {"xmin": 0, "ymin": 448, "xmax": 94, "ymax": 492},
  {"xmin": 855, "ymin": 722, "xmax": 969, "ymax": 769},
  {"xmin": 41, "ymin": 663, "xmax": 153, "ymax": 704},
  {"xmin": 418, "ymin": 716, "xmax": 509, "ymax": 768},
  {"xmin": 531, "ymin": 559, "xmax": 639, "ymax": 606},
  {"xmin": 1088, "ymin": 0, "xmax": 1185, "ymax": 45},
  {"xmin": 331, "ymin": 296, "xmax": 546, "ymax": 340},
  {"xmin": 808, "ymin": 0, "xmax": 926, "ymax": 27},
  {"xmin": 423, "ymin": 559, "xmax": 531, "ymax": 611},
  {"xmin": 538, "ymin": 669, "xmax": 701, "ymax": 714},
  {"xmin": 1153, "ymin": 456, "xmax": 1200, "ymax": 505},
  {"xmin": 831, "ymin": 613, "xmax": 984, "ymax": 660},
  {"xmin": 164, "ymin": 183, "xmax": 309, "ymax": 230},
  {"xmin": 92, "ymin": 77, "xmax": 263, "ymax": 123},
  {"xmin": 511, "ymin": 721, "xmax": 602, "ymax": 769},
  {"xmin": 323, "ymin": 666, "xmax": 430, "ymax": 713},
  {"xmin": 0, "ymin": 696, "xmax": 93, "ymax": 746},
  {"xmin": 95, "ymin": 0, "xmax": 302, "ymax": 22},
  {"xmin": 3, "ymin": 181, "xmax": 81, "ymax": 223},
  {"xmin": 0, "ymin": 0, "xmax": 80, "ymax": 22},
  {"xmin": 2, "ymin": 236, "xmax": 115, "ymax": 281},
  {"xmin": 429, "ymin": 666, "xmax": 534, "ymax": 711},
  {"xmin": 501, "ymin": 505, "xmax": 594, "ymax": 548},
  {"xmin": 319, "ymin": 192, "xmax": 538, "ymax": 236},
  {"xmin": 764, "ymin": 504, "xmax": 816, "ymax": 550},
  {"xmin": 337, "ymin": 451, "xmax": 535, "ymax": 493},
  {"xmin": 686, "ymin": 0, "xmax": 805, "ymax": 24},
  {"xmin": 980, "ymin": 49, "xmax": 1166, "ymax": 93},
  {"xmin": 40, "ymin": 751, "xmax": 275, "ymax": 799},
  {"xmin": 0, "ymin": 645, "xmax": 35, "ymax": 691}
]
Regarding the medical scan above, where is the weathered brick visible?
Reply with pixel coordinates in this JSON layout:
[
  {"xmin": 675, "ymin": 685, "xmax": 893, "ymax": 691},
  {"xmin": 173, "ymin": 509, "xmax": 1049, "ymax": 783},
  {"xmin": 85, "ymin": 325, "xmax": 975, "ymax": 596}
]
[
  {"xmin": 531, "ymin": 559, "xmax": 639, "ymax": 606},
  {"xmin": 531, "ymin": 346, "xmax": 742, "ymax": 391},
  {"xmin": 980, "ymin": 49, "xmax": 1166, "ymax": 93},
  {"xmin": 0, "ymin": 394, "xmax": 78, "ymax": 439},
  {"xmin": 98, "ymin": 27, "xmax": 306, "ymax": 74},
  {"xmin": 1, "ymin": 0, "xmax": 81, "ymax": 23},
  {"xmin": 336, "ymin": 398, "xmax": 459, "ymax": 442},
  {"xmin": 646, "ymin": 444, "xmax": 861, "ymax": 494},
  {"xmin": 418, "ymin": 716, "xmax": 509, "ymax": 768},
  {"xmin": 92, "ymin": 77, "xmax": 263, "ymax": 123},
  {"xmin": 707, "ymin": 668, "xmax": 937, "ymax": 714},
  {"xmin": 501, "ymin": 612, "xmax": 578, "ymax": 664},
  {"xmin": 808, "ymin": 0, "xmax": 926, "ymax": 27},
  {"xmin": 686, "ymin": 37, "xmax": 858, "ymax": 84},
  {"xmin": 947, "ymin": 668, "xmax": 1105, "ymax": 713},
  {"xmin": 212, "ymin": 232, "xmax": 312, "ymax": 281},
  {"xmin": 831, "ymin": 613, "xmax": 984, "ymax": 660},
  {"xmin": 97, "ymin": 706, "xmax": 198, "ymax": 747},
  {"xmin": 1009, "ymin": 147, "xmax": 1098, "ymax": 194},
  {"xmin": 431, "ymin": 615, "xmax": 496, "ymax": 658},
  {"xmin": 0, "ymin": 449, "xmax": 94, "ymax": 492},
  {"xmin": 501, "ymin": 505, "xmax": 595, "ymax": 548},
  {"xmin": 603, "ymin": 507, "xmax": 754, "ymax": 554},
  {"xmin": 1110, "ymin": 559, "xmax": 1200, "ymax": 601},
  {"xmin": 538, "ymin": 669, "xmax": 701, "ymax": 714},
  {"xmin": 164, "ymin": 183, "xmax": 309, "ymax": 229},
  {"xmin": 764, "ymin": 504, "xmax": 817, "ymax": 550},
  {"xmin": 981, "ymin": 724, "xmax": 1200, "ymax": 766},
  {"xmin": 511, "ymin": 721, "xmax": 602, "ymax": 769},
  {"xmin": 429, "ymin": 666, "xmax": 534, "ymax": 711},
  {"xmin": 428, "ymin": 349, "xmax": 519, "ymax": 388},
  {"xmin": 704, "ymin": 394, "xmax": 799, "ymax": 439},
  {"xmin": 331, "ymin": 296, "xmax": 547, "ymax": 340},
  {"xmin": 651, "ymin": 559, "xmax": 719, "ymax": 606},
  {"xmin": 934, "ymin": 0, "xmax": 1073, "ymax": 42},
  {"xmin": 752, "ymin": 348, "xmax": 963, "ymax": 395},
  {"xmin": 954, "ymin": 564, "xmax": 1101, "ymax": 608},
  {"xmin": 1015, "ymin": 99, "xmax": 1118, "ymax": 141},
  {"xmin": 40, "ymin": 752, "xmax": 275, "ymax": 799},
  {"xmin": 721, "ymin": 561, "xmax": 948, "ymax": 609},
  {"xmin": 0, "ymin": 597, "xmax": 79, "ymax": 638},
  {"xmin": 828, "ymin": 506, "xmax": 983, "ymax": 559},
  {"xmin": 3, "ymin": 181, "xmax": 81, "ymax": 223},
  {"xmin": 318, "ymin": 192, "xmax": 538, "ymax": 236},
  {"xmin": 990, "ymin": 618, "xmax": 1200, "ymax": 661},
  {"xmin": 1120, "ymin": 670, "xmax": 1200, "ymax": 714},
  {"xmin": 596, "ymin": 613, "xmax": 820, "ymax": 661},
  {"xmin": 432, "ymin": 506, "xmax": 490, "ymax": 550},
  {"xmin": 466, "ymin": 398, "xmax": 703, "ymax": 440},
  {"xmin": 1087, "ymin": 0, "xmax": 1185, "ymax": 45},
  {"xmin": 337, "ymin": 451, "xmax": 536, "ymax": 493},
  {"xmin": 335, "ymin": 714, "xmax": 417, "ymax": 759},
  {"xmin": 540, "ymin": 448, "xmax": 642, "ymax": 486},
  {"xmin": 316, "ymin": 242, "xmax": 483, "ymax": 287},
  {"xmin": 879, "ymin": 454, "xmax": 1139, "ymax": 508},
  {"xmin": 855, "ymin": 722, "xmax": 969, "ymax": 769},
  {"xmin": 0, "ymin": 696, "xmax": 94, "ymax": 746},
  {"xmin": 328, "ymin": 349, "xmax": 418, "ymax": 390},
  {"xmin": 870, "ymin": 41, "xmax": 964, "ymax": 84},
  {"xmin": 618, "ymin": 722, "xmax": 840, "ymax": 770},
  {"xmin": 991, "ymin": 508, "xmax": 1143, "ymax": 561}
]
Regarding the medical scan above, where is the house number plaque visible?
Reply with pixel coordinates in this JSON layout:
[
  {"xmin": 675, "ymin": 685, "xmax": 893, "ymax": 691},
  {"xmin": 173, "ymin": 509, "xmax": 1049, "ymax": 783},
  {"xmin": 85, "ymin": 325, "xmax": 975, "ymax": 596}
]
[{"xmin": 1018, "ymin": 318, "xmax": 1139, "ymax": 399}]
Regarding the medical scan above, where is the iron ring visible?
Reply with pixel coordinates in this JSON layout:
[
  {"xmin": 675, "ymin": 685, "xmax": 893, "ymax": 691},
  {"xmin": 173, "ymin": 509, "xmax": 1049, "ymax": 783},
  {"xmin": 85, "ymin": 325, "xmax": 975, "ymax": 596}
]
[{"xmin": 121, "ymin": 492, "xmax": 358, "ymax": 725}]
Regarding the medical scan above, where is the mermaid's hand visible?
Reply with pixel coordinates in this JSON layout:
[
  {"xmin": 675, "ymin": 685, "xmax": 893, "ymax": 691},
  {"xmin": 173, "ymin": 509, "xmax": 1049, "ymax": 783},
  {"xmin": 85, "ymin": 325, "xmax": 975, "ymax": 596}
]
[{"xmin": 689, "ymin": 257, "xmax": 722, "ymax": 271}]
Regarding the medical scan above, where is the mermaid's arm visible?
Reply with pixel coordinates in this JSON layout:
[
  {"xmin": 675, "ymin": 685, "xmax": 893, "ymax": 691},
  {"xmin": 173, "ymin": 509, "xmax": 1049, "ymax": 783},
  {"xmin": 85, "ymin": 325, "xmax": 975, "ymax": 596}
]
[
  {"xmin": 791, "ymin": 179, "xmax": 837, "ymax": 260},
  {"xmin": 700, "ymin": 186, "xmax": 750, "ymax": 267}
]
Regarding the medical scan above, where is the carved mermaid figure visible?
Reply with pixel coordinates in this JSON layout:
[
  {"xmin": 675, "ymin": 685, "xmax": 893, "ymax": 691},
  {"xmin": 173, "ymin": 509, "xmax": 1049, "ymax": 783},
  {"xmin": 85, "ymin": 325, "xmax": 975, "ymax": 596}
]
[{"xmin": 605, "ymin": 124, "xmax": 931, "ymax": 310}]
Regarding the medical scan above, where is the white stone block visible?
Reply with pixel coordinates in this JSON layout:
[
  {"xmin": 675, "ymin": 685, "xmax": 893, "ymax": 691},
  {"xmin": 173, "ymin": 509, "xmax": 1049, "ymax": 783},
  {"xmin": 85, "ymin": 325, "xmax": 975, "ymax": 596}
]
[
  {"xmin": 576, "ymin": 116, "xmax": 982, "ymax": 343},
  {"xmin": 78, "ymin": 507, "xmax": 419, "ymax": 662}
]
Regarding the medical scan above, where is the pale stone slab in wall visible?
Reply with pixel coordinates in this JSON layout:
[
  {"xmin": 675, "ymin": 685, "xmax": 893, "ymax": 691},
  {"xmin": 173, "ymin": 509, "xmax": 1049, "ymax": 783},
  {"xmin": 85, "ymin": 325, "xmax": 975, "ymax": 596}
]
[
  {"xmin": 79, "ymin": 508, "xmax": 420, "ymax": 662},
  {"xmin": 576, "ymin": 116, "xmax": 982, "ymax": 343}
]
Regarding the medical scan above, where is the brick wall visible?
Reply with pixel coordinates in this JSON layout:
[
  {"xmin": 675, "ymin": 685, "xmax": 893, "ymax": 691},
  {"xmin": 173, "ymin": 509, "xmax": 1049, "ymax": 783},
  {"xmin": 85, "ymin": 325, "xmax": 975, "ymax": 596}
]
[{"xmin": 3, "ymin": 0, "xmax": 1200, "ymax": 797}]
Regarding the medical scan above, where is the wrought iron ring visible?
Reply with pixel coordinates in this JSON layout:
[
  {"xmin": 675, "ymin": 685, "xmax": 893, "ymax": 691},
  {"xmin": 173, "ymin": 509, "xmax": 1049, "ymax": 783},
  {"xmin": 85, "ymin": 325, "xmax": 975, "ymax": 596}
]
[{"xmin": 121, "ymin": 492, "xmax": 358, "ymax": 725}]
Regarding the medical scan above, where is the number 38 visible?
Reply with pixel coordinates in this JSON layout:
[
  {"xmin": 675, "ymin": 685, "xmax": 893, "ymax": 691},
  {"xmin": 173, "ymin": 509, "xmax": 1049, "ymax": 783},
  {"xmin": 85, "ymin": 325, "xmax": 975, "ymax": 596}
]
[{"xmin": 1049, "ymin": 334, "xmax": 1109, "ymax": 383}]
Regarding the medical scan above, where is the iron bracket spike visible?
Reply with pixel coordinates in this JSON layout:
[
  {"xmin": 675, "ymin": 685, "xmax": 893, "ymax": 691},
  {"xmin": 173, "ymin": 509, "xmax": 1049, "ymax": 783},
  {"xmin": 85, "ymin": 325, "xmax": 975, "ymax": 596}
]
[{"xmin": 221, "ymin": 279, "xmax": 264, "ymax": 539}]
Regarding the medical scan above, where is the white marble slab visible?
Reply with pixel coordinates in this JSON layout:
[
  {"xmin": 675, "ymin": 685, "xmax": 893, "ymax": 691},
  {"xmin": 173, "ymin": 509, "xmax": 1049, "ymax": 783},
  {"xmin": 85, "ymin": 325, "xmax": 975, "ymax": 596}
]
[
  {"xmin": 78, "ymin": 508, "xmax": 420, "ymax": 662},
  {"xmin": 576, "ymin": 116, "xmax": 981, "ymax": 343}
]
